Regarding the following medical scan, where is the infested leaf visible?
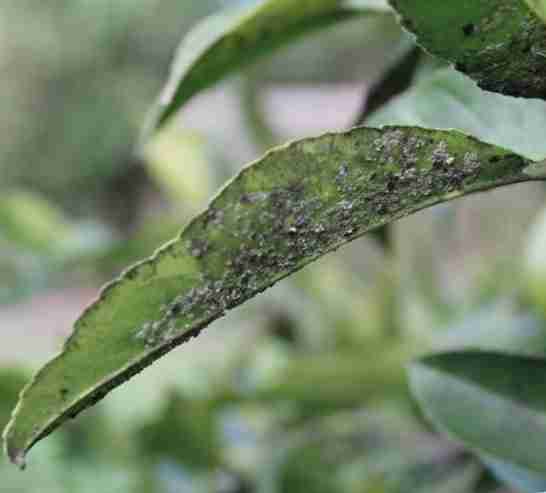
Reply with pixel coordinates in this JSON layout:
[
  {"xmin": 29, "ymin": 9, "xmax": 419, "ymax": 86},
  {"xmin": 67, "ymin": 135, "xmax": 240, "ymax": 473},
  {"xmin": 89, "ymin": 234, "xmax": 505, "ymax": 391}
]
[
  {"xmin": 388, "ymin": 0, "xmax": 546, "ymax": 99},
  {"xmin": 144, "ymin": 0, "xmax": 391, "ymax": 136},
  {"xmin": 3, "ymin": 126, "xmax": 541, "ymax": 468},
  {"xmin": 368, "ymin": 69, "xmax": 546, "ymax": 161},
  {"xmin": 409, "ymin": 351, "xmax": 546, "ymax": 476}
]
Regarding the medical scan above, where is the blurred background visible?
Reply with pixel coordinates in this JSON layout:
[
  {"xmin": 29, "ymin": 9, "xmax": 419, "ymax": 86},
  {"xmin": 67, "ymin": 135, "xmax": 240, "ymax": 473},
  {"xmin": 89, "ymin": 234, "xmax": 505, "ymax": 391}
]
[{"xmin": 3, "ymin": 1, "xmax": 546, "ymax": 492}]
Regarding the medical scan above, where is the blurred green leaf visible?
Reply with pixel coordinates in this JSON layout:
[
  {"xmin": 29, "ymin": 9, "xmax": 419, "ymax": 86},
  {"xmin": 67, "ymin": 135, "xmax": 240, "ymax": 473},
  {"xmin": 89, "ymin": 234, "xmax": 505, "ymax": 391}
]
[
  {"xmin": 524, "ymin": 205, "xmax": 546, "ymax": 318},
  {"xmin": 0, "ymin": 369, "xmax": 28, "ymax": 434},
  {"xmin": 369, "ymin": 69, "xmax": 546, "ymax": 161},
  {"xmin": 526, "ymin": 0, "xmax": 546, "ymax": 22},
  {"xmin": 482, "ymin": 455, "xmax": 546, "ymax": 493},
  {"xmin": 4, "ymin": 126, "xmax": 539, "ymax": 467},
  {"xmin": 144, "ymin": 0, "xmax": 391, "ymax": 135},
  {"xmin": 409, "ymin": 351, "xmax": 546, "ymax": 475},
  {"xmin": 144, "ymin": 128, "xmax": 214, "ymax": 206},
  {"xmin": 388, "ymin": 0, "xmax": 546, "ymax": 99},
  {"xmin": 0, "ymin": 190, "xmax": 71, "ymax": 254}
]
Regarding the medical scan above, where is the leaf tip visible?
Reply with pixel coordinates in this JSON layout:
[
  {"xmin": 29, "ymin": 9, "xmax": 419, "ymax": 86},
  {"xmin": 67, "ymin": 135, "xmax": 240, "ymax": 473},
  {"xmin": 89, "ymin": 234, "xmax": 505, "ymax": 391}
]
[
  {"xmin": 523, "ymin": 159, "xmax": 546, "ymax": 179},
  {"xmin": 12, "ymin": 452, "xmax": 27, "ymax": 471},
  {"xmin": 3, "ymin": 431, "xmax": 27, "ymax": 470}
]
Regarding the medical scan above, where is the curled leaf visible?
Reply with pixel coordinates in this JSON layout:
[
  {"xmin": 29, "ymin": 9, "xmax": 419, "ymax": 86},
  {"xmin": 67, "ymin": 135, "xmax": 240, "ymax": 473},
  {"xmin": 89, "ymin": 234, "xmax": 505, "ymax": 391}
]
[
  {"xmin": 3, "ymin": 126, "xmax": 538, "ymax": 467},
  {"xmin": 389, "ymin": 0, "xmax": 546, "ymax": 99}
]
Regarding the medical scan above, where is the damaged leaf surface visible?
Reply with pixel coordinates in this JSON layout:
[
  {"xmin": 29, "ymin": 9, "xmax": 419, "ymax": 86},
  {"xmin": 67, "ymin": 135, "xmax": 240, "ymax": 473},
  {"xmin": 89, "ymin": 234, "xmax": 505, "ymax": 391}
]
[
  {"xmin": 389, "ymin": 0, "xmax": 546, "ymax": 99},
  {"xmin": 3, "ymin": 126, "xmax": 539, "ymax": 467}
]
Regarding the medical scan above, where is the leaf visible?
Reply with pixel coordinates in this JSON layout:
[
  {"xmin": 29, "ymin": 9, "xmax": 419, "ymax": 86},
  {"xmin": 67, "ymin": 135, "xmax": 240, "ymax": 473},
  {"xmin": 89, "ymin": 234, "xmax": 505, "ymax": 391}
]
[
  {"xmin": 409, "ymin": 351, "xmax": 546, "ymax": 475},
  {"xmin": 526, "ymin": 0, "xmax": 546, "ymax": 23},
  {"xmin": 388, "ymin": 0, "xmax": 546, "ymax": 99},
  {"xmin": 144, "ymin": 0, "xmax": 391, "ymax": 136},
  {"xmin": 0, "ymin": 369, "xmax": 29, "ymax": 434},
  {"xmin": 368, "ymin": 68, "xmax": 546, "ymax": 160},
  {"xmin": 0, "ymin": 190, "xmax": 71, "ymax": 254},
  {"xmin": 3, "ymin": 126, "xmax": 540, "ymax": 468},
  {"xmin": 143, "ymin": 128, "xmax": 214, "ymax": 207},
  {"xmin": 482, "ymin": 455, "xmax": 546, "ymax": 493}
]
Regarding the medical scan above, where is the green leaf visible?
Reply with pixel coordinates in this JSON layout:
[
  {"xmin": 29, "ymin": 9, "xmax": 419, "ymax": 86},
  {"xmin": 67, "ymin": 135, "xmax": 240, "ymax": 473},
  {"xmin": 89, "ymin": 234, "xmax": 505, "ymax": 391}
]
[
  {"xmin": 143, "ymin": 128, "xmax": 214, "ymax": 207},
  {"xmin": 409, "ymin": 351, "xmax": 546, "ymax": 475},
  {"xmin": 368, "ymin": 69, "xmax": 546, "ymax": 160},
  {"xmin": 482, "ymin": 455, "xmax": 546, "ymax": 493},
  {"xmin": 144, "ymin": 0, "xmax": 391, "ymax": 136},
  {"xmin": 388, "ymin": 0, "xmax": 546, "ymax": 99},
  {"xmin": 3, "ymin": 126, "xmax": 539, "ymax": 468},
  {"xmin": 0, "ymin": 190, "xmax": 71, "ymax": 254},
  {"xmin": 0, "ymin": 369, "xmax": 29, "ymax": 434},
  {"xmin": 526, "ymin": 0, "xmax": 546, "ymax": 23}
]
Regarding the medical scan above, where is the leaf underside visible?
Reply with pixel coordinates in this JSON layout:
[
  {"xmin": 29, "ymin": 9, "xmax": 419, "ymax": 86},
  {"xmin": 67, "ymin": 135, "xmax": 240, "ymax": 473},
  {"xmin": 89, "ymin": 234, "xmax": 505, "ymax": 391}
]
[
  {"xmin": 389, "ymin": 0, "xmax": 546, "ymax": 100},
  {"xmin": 144, "ymin": 0, "xmax": 390, "ymax": 136},
  {"xmin": 410, "ymin": 351, "xmax": 546, "ymax": 475},
  {"xmin": 3, "ymin": 125, "xmax": 538, "ymax": 467}
]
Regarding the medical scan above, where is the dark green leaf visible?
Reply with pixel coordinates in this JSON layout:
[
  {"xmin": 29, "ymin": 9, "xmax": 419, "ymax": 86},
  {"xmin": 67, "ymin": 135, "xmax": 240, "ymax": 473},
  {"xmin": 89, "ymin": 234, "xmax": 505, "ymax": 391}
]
[
  {"xmin": 4, "ymin": 126, "xmax": 540, "ymax": 467},
  {"xmin": 410, "ymin": 351, "xmax": 546, "ymax": 475},
  {"xmin": 388, "ymin": 0, "xmax": 546, "ymax": 99}
]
